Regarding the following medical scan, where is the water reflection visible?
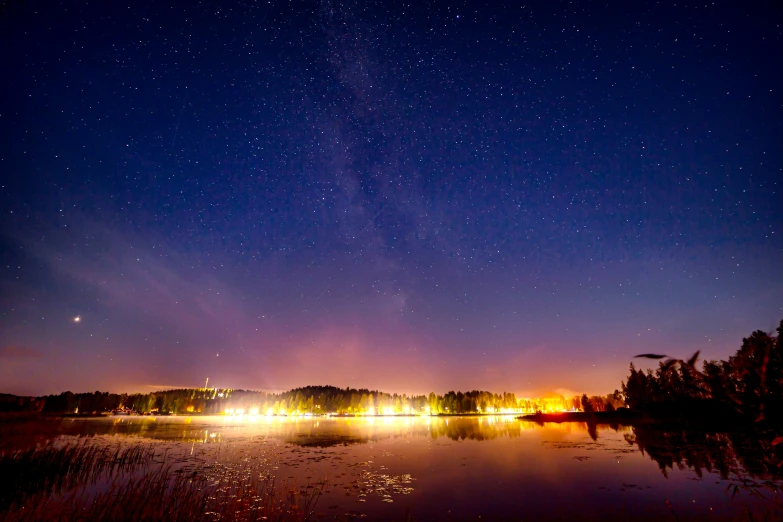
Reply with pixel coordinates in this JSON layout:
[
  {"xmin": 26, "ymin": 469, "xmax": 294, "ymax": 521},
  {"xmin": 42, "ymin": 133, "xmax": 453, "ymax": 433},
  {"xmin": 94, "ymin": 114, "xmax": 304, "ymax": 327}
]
[
  {"xmin": 2, "ymin": 416, "xmax": 782, "ymax": 520},
  {"xmin": 69, "ymin": 415, "xmax": 595, "ymax": 446},
  {"xmin": 626, "ymin": 424, "xmax": 783, "ymax": 488},
  {"xmin": 281, "ymin": 415, "xmax": 551, "ymax": 446},
  {"xmin": 93, "ymin": 416, "xmax": 781, "ymax": 491}
]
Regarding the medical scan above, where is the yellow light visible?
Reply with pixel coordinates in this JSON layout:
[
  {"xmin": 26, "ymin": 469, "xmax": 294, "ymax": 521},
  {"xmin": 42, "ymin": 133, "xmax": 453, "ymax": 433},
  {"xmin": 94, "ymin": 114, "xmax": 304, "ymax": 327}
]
[
  {"xmin": 367, "ymin": 407, "xmax": 375, "ymax": 416},
  {"xmin": 266, "ymin": 408, "xmax": 274, "ymax": 416},
  {"xmin": 236, "ymin": 408, "xmax": 245, "ymax": 415},
  {"xmin": 249, "ymin": 407, "xmax": 259, "ymax": 416}
]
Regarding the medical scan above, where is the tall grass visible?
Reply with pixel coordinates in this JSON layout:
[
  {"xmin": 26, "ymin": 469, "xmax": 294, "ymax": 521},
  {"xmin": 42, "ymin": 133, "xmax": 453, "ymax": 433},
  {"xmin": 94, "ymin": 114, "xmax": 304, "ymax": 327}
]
[
  {"xmin": 69, "ymin": 465, "xmax": 323, "ymax": 522},
  {"xmin": 0, "ymin": 440, "xmax": 324, "ymax": 521},
  {"xmin": 0, "ymin": 441, "xmax": 157, "ymax": 512}
]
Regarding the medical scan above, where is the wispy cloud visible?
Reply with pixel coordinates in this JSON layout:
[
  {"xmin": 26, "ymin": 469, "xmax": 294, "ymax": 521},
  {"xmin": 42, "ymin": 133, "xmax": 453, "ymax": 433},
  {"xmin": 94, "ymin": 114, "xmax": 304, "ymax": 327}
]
[{"xmin": 18, "ymin": 219, "xmax": 249, "ymax": 347}]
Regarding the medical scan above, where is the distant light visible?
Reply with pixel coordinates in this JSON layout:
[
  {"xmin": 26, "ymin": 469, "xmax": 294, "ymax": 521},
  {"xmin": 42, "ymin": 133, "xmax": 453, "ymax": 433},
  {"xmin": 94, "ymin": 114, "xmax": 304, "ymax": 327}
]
[{"xmin": 73, "ymin": 316, "xmax": 81, "ymax": 323}]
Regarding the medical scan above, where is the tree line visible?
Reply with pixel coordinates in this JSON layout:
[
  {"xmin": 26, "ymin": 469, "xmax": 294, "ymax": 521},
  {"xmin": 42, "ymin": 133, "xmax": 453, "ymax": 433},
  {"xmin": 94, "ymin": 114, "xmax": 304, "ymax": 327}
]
[
  {"xmin": 24, "ymin": 317, "xmax": 780, "ymax": 417},
  {"xmin": 4, "ymin": 385, "xmax": 601, "ymax": 415}
]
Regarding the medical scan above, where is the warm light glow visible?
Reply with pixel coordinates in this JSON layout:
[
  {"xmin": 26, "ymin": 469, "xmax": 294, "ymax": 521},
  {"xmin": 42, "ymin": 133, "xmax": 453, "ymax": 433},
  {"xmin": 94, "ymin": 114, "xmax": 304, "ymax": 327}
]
[
  {"xmin": 73, "ymin": 316, "xmax": 81, "ymax": 323},
  {"xmin": 367, "ymin": 407, "xmax": 375, "ymax": 415},
  {"xmin": 266, "ymin": 408, "xmax": 274, "ymax": 416},
  {"xmin": 249, "ymin": 407, "xmax": 259, "ymax": 416}
]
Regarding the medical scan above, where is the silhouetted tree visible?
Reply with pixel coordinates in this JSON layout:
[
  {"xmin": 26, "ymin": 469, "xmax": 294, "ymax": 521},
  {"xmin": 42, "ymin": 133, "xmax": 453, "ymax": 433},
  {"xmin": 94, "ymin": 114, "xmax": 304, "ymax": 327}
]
[
  {"xmin": 580, "ymin": 394, "xmax": 593, "ymax": 413},
  {"xmin": 622, "ymin": 318, "xmax": 782, "ymax": 423}
]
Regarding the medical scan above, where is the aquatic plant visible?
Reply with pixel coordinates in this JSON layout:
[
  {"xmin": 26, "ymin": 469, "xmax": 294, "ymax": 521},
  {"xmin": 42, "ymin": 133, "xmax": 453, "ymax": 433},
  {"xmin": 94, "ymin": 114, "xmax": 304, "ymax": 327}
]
[
  {"xmin": 0, "ymin": 440, "xmax": 324, "ymax": 522},
  {"xmin": 0, "ymin": 440, "xmax": 157, "ymax": 512}
]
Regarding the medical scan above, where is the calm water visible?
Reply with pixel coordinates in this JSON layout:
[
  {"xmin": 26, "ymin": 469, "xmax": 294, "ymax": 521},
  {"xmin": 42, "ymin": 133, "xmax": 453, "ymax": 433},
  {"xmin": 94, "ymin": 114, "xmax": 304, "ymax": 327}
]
[{"xmin": 4, "ymin": 415, "xmax": 781, "ymax": 521}]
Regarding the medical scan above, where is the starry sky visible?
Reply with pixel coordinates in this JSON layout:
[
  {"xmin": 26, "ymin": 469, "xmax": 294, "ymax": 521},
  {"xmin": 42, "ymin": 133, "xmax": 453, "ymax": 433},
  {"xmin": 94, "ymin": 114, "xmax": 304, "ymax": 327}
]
[{"xmin": 1, "ymin": 1, "xmax": 781, "ymax": 397}]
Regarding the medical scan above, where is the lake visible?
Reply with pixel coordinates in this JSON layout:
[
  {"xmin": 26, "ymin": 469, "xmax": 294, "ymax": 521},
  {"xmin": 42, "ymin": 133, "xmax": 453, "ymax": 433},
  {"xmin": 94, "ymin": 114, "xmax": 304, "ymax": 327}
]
[{"xmin": 1, "ymin": 415, "xmax": 780, "ymax": 521}]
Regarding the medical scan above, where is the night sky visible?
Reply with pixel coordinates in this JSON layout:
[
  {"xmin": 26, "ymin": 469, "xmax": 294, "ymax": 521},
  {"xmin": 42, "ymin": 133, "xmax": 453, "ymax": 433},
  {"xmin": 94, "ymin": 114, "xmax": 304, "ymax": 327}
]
[{"xmin": 1, "ymin": 1, "xmax": 781, "ymax": 397}]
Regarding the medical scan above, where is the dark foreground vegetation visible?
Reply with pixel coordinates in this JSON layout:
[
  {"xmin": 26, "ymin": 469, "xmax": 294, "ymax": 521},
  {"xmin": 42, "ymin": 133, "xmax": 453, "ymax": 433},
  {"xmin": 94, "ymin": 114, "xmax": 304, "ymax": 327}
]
[
  {"xmin": 525, "ymin": 319, "xmax": 783, "ymax": 426},
  {"xmin": 623, "ymin": 318, "xmax": 783, "ymax": 426},
  {"xmin": 0, "ymin": 440, "xmax": 323, "ymax": 522}
]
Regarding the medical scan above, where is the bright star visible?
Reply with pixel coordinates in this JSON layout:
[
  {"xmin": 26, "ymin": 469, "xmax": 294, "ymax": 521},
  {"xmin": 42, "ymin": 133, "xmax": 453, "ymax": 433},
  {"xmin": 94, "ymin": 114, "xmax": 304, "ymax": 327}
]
[{"xmin": 73, "ymin": 316, "xmax": 81, "ymax": 323}]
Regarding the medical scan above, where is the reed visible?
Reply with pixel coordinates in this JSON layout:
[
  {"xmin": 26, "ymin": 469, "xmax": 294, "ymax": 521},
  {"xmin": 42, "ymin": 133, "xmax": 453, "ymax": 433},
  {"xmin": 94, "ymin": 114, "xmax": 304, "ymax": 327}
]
[
  {"xmin": 0, "ymin": 440, "xmax": 324, "ymax": 521},
  {"xmin": 81, "ymin": 468, "xmax": 323, "ymax": 522},
  {"xmin": 0, "ymin": 440, "xmax": 157, "ymax": 512}
]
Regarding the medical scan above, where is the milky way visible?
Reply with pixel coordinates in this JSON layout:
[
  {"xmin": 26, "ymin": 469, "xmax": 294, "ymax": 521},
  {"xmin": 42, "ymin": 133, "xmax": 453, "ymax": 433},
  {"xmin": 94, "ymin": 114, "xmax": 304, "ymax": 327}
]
[{"xmin": 1, "ymin": 1, "xmax": 780, "ymax": 396}]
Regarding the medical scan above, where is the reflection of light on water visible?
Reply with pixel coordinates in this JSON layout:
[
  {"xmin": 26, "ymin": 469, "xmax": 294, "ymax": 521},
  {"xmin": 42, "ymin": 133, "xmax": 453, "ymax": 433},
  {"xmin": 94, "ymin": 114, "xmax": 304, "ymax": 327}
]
[
  {"xmin": 8, "ymin": 414, "xmax": 774, "ymax": 522},
  {"xmin": 71, "ymin": 414, "xmax": 631, "ymax": 448}
]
